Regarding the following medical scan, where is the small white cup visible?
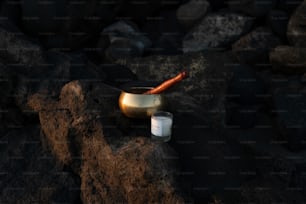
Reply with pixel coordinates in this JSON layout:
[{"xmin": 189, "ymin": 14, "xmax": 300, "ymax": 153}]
[{"xmin": 151, "ymin": 111, "xmax": 173, "ymax": 142}]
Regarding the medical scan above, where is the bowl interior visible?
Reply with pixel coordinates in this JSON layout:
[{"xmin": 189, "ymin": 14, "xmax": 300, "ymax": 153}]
[{"xmin": 123, "ymin": 87, "xmax": 154, "ymax": 94}]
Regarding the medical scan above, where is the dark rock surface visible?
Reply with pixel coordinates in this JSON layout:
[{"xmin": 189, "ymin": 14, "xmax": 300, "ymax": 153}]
[
  {"xmin": 287, "ymin": 0, "xmax": 306, "ymax": 47},
  {"xmin": 0, "ymin": 125, "xmax": 81, "ymax": 203},
  {"xmin": 176, "ymin": 0, "xmax": 210, "ymax": 29},
  {"xmin": 1, "ymin": 0, "xmax": 306, "ymax": 203},
  {"xmin": 273, "ymin": 80, "xmax": 306, "ymax": 151},
  {"xmin": 270, "ymin": 46, "xmax": 306, "ymax": 74},
  {"xmin": 0, "ymin": 23, "xmax": 44, "ymax": 67},
  {"xmin": 226, "ymin": 65, "xmax": 267, "ymax": 128},
  {"xmin": 183, "ymin": 12, "xmax": 253, "ymax": 53},
  {"xmin": 101, "ymin": 21, "xmax": 152, "ymax": 60},
  {"xmin": 232, "ymin": 27, "xmax": 281, "ymax": 65}
]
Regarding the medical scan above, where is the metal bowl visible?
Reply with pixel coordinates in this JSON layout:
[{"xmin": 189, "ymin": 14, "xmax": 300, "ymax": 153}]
[{"xmin": 118, "ymin": 87, "xmax": 165, "ymax": 118}]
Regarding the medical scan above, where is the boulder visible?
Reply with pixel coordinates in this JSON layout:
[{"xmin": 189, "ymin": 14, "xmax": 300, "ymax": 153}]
[
  {"xmin": 287, "ymin": 0, "xmax": 306, "ymax": 47},
  {"xmin": 0, "ymin": 23, "xmax": 44, "ymax": 67},
  {"xmin": 176, "ymin": 0, "xmax": 210, "ymax": 29},
  {"xmin": 269, "ymin": 46, "xmax": 306, "ymax": 74},
  {"xmin": 232, "ymin": 27, "xmax": 281, "ymax": 65},
  {"xmin": 183, "ymin": 12, "xmax": 253, "ymax": 53},
  {"xmin": 101, "ymin": 21, "xmax": 152, "ymax": 59}
]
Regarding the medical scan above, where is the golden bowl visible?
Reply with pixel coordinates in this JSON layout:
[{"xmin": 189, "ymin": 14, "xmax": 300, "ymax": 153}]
[{"xmin": 118, "ymin": 87, "xmax": 165, "ymax": 118}]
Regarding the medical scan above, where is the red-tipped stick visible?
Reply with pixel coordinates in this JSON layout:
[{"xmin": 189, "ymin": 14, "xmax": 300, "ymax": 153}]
[{"xmin": 144, "ymin": 71, "xmax": 189, "ymax": 94}]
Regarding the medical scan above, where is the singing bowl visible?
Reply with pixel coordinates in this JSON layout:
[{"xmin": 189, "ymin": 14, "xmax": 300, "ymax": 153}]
[{"xmin": 118, "ymin": 87, "xmax": 165, "ymax": 118}]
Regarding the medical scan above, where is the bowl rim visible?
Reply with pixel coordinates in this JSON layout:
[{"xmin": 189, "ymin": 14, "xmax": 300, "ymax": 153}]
[{"xmin": 121, "ymin": 86, "xmax": 158, "ymax": 94}]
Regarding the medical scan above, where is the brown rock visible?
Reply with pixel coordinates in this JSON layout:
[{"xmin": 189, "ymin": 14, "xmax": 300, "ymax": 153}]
[
  {"xmin": 0, "ymin": 23, "xmax": 45, "ymax": 67},
  {"xmin": 269, "ymin": 46, "xmax": 306, "ymax": 74},
  {"xmin": 232, "ymin": 27, "xmax": 281, "ymax": 66},
  {"xmin": 28, "ymin": 80, "xmax": 185, "ymax": 203}
]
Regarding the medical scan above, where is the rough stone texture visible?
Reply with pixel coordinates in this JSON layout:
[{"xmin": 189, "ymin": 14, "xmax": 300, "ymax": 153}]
[
  {"xmin": 101, "ymin": 21, "xmax": 152, "ymax": 60},
  {"xmin": 183, "ymin": 12, "xmax": 253, "ymax": 53},
  {"xmin": 28, "ymin": 80, "xmax": 185, "ymax": 203},
  {"xmin": 287, "ymin": 0, "xmax": 306, "ymax": 47},
  {"xmin": 227, "ymin": 0, "xmax": 277, "ymax": 17},
  {"xmin": 0, "ymin": 125, "xmax": 80, "ymax": 203},
  {"xmin": 223, "ymin": 118, "xmax": 306, "ymax": 203},
  {"xmin": 103, "ymin": 21, "xmax": 152, "ymax": 49},
  {"xmin": 232, "ymin": 27, "xmax": 281, "ymax": 65},
  {"xmin": 0, "ymin": 23, "xmax": 45, "ymax": 67},
  {"xmin": 176, "ymin": 0, "xmax": 210, "ymax": 28},
  {"xmin": 269, "ymin": 46, "xmax": 306, "ymax": 74}
]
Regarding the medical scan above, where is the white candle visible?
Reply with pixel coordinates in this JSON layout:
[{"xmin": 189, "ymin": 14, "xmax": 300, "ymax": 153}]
[{"xmin": 151, "ymin": 112, "xmax": 173, "ymax": 142}]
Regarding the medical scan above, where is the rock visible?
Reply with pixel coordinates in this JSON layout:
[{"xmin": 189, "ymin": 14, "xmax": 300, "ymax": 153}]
[
  {"xmin": 232, "ymin": 27, "xmax": 281, "ymax": 65},
  {"xmin": 227, "ymin": 0, "xmax": 277, "ymax": 17},
  {"xmin": 0, "ymin": 125, "xmax": 80, "ymax": 203},
  {"xmin": 269, "ymin": 46, "xmax": 306, "ymax": 74},
  {"xmin": 115, "ymin": 56, "xmax": 255, "ymax": 200},
  {"xmin": 182, "ymin": 12, "xmax": 253, "ymax": 53},
  {"xmin": 0, "ymin": 23, "xmax": 44, "ymax": 67},
  {"xmin": 267, "ymin": 10, "xmax": 289, "ymax": 40},
  {"xmin": 105, "ymin": 37, "xmax": 145, "ymax": 59},
  {"xmin": 287, "ymin": 0, "xmax": 306, "ymax": 47},
  {"xmin": 176, "ymin": 0, "xmax": 210, "ymax": 28},
  {"xmin": 153, "ymin": 33, "xmax": 183, "ymax": 55},
  {"xmin": 101, "ymin": 21, "xmax": 152, "ymax": 59},
  {"xmin": 225, "ymin": 103, "xmax": 260, "ymax": 129},
  {"xmin": 100, "ymin": 63, "xmax": 137, "ymax": 87},
  {"xmin": 225, "ymin": 64, "xmax": 267, "ymax": 128},
  {"xmin": 224, "ymin": 113, "xmax": 306, "ymax": 203},
  {"xmin": 226, "ymin": 65, "xmax": 267, "ymax": 105},
  {"xmin": 28, "ymin": 80, "xmax": 185, "ymax": 203}
]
